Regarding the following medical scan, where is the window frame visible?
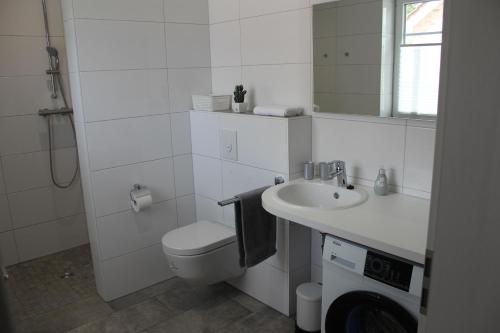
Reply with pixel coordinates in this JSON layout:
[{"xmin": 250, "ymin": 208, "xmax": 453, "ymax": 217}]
[{"xmin": 393, "ymin": 0, "xmax": 443, "ymax": 119}]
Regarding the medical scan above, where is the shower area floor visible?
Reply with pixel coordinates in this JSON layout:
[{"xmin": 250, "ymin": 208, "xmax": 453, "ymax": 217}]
[{"xmin": 5, "ymin": 245, "xmax": 295, "ymax": 333}]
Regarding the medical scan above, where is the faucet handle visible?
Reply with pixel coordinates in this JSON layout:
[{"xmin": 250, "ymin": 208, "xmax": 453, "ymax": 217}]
[{"xmin": 332, "ymin": 160, "xmax": 345, "ymax": 171}]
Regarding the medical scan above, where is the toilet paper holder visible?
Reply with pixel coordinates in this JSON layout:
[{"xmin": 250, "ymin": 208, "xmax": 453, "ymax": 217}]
[{"xmin": 130, "ymin": 184, "xmax": 148, "ymax": 201}]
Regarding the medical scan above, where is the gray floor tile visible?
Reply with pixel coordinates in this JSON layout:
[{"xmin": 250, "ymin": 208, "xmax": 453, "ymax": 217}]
[
  {"xmin": 231, "ymin": 292, "xmax": 269, "ymax": 313},
  {"xmin": 5, "ymin": 245, "xmax": 294, "ymax": 333},
  {"xmin": 108, "ymin": 279, "xmax": 178, "ymax": 311},
  {"xmin": 69, "ymin": 299, "xmax": 174, "ymax": 333},
  {"xmin": 154, "ymin": 279, "xmax": 233, "ymax": 314},
  {"xmin": 149, "ymin": 298, "xmax": 251, "ymax": 333},
  {"xmin": 215, "ymin": 308, "xmax": 295, "ymax": 333},
  {"xmin": 17, "ymin": 295, "xmax": 113, "ymax": 333}
]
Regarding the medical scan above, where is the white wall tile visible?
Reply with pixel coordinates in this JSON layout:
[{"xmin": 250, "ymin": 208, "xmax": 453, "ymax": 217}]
[
  {"xmin": 86, "ymin": 115, "xmax": 172, "ymax": 171},
  {"xmin": 222, "ymin": 161, "xmax": 280, "ymax": 198},
  {"xmin": 190, "ymin": 111, "xmax": 220, "ymax": 158},
  {"xmin": 61, "ymin": 0, "xmax": 74, "ymax": 20},
  {"xmin": 8, "ymin": 184, "xmax": 84, "ymax": 228},
  {"xmin": 211, "ymin": 66, "xmax": 242, "ymax": 95},
  {"xmin": 311, "ymin": 264, "xmax": 322, "ymax": 284},
  {"xmin": 97, "ymin": 200, "xmax": 178, "ymax": 260},
  {"xmin": 0, "ymin": 195, "xmax": 12, "ymax": 233},
  {"xmin": 63, "ymin": 20, "xmax": 78, "ymax": 73},
  {"xmin": 229, "ymin": 261, "xmax": 289, "ymax": 315},
  {"xmin": 73, "ymin": 0, "xmax": 163, "ymax": 21},
  {"xmin": 14, "ymin": 213, "xmax": 89, "ymax": 262},
  {"xmin": 195, "ymin": 195, "xmax": 223, "ymax": 223},
  {"xmin": 0, "ymin": 115, "xmax": 75, "ymax": 156},
  {"xmin": 0, "ymin": 231, "xmax": 19, "ymax": 266},
  {"xmin": 242, "ymin": 64, "xmax": 311, "ymax": 110},
  {"xmin": 2, "ymin": 148, "xmax": 78, "ymax": 193},
  {"xmin": 165, "ymin": 23, "xmax": 211, "ymax": 68},
  {"xmin": 310, "ymin": 230, "xmax": 323, "ymax": 267},
  {"xmin": 99, "ymin": 244, "xmax": 172, "ymax": 301},
  {"xmin": 0, "ymin": 76, "xmax": 66, "ymax": 117},
  {"xmin": 80, "ymin": 69, "xmax": 170, "ymax": 122},
  {"xmin": 193, "ymin": 155, "xmax": 222, "ymax": 200},
  {"xmin": 45, "ymin": 0, "xmax": 66, "ymax": 36},
  {"xmin": 209, "ymin": 0, "xmax": 239, "ymax": 23},
  {"xmin": 210, "ymin": 21, "xmax": 241, "ymax": 67},
  {"xmin": 288, "ymin": 117, "xmax": 313, "ymax": 174},
  {"xmin": 75, "ymin": 20, "xmax": 166, "ymax": 71},
  {"xmin": 0, "ymin": 0, "xmax": 45, "ymax": 36},
  {"xmin": 239, "ymin": 0, "xmax": 310, "ymax": 18},
  {"xmin": 168, "ymin": 68, "xmax": 212, "ymax": 112},
  {"xmin": 171, "ymin": 112, "xmax": 192, "ymax": 155},
  {"xmin": 337, "ymin": 1, "xmax": 382, "ymax": 36},
  {"xmin": 174, "ymin": 155, "xmax": 195, "ymax": 196},
  {"xmin": 219, "ymin": 114, "xmax": 289, "ymax": 173},
  {"xmin": 312, "ymin": 117, "xmax": 406, "ymax": 186},
  {"xmin": 176, "ymin": 194, "xmax": 197, "ymax": 226},
  {"xmin": 92, "ymin": 158, "xmax": 175, "ymax": 217},
  {"xmin": 165, "ymin": 0, "xmax": 209, "ymax": 24},
  {"xmin": 0, "ymin": 36, "xmax": 66, "ymax": 76},
  {"xmin": 404, "ymin": 126, "xmax": 436, "ymax": 192},
  {"xmin": 0, "ymin": 116, "xmax": 47, "ymax": 156},
  {"xmin": 240, "ymin": 9, "xmax": 311, "ymax": 65}
]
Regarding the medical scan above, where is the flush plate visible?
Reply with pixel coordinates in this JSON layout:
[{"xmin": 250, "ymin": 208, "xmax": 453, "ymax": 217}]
[{"xmin": 220, "ymin": 129, "xmax": 237, "ymax": 161}]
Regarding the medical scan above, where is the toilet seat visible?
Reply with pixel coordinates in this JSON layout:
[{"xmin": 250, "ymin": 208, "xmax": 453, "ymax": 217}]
[{"xmin": 162, "ymin": 220, "xmax": 236, "ymax": 256}]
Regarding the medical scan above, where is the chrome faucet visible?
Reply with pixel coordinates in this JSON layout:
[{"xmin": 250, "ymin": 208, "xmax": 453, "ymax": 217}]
[{"xmin": 319, "ymin": 161, "xmax": 347, "ymax": 187}]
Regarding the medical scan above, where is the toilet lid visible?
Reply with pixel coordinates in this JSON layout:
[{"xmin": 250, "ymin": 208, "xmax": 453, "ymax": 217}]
[{"xmin": 162, "ymin": 220, "xmax": 236, "ymax": 256}]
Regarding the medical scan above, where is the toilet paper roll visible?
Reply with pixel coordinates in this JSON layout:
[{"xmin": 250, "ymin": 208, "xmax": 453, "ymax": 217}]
[{"xmin": 130, "ymin": 187, "xmax": 152, "ymax": 212}]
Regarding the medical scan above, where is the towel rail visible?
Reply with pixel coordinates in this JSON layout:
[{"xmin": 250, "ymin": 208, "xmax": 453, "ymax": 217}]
[
  {"xmin": 217, "ymin": 176, "xmax": 285, "ymax": 207},
  {"xmin": 218, "ymin": 197, "xmax": 239, "ymax": 207}
]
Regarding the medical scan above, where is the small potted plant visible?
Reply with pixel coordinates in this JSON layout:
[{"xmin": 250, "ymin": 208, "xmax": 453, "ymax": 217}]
[{"xmin": 232, "ymin": 84, "xmax": 247, "ymax": 113}]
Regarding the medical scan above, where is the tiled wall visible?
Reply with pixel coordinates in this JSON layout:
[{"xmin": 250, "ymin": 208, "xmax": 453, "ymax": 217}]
[
  {"xmin": 311, "ymin": 113, "xmax": 436, "ymax": 282},
  {"xmin": 208, "ymin": 0, "xmax": 312, "ymax": 110},
  {"xmin": 190, "ymin": 110, "xmax": 312, "ymax": 315},
  {"xmin": 0, "ymin": 0, "xmax": 88, "ymax": 266},
  {"xmin": 207, "ymin": 0, "xmax": 437, "ymax": 286},
  {"xmin": 63, "ymin": 0, "xmax": 211, "ymax": 300}
]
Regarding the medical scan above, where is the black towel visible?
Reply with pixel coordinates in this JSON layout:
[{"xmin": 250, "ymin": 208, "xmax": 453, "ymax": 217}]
[{"xmin": 234, "ymin": 187, "xmax": 277, "ymax": 268}]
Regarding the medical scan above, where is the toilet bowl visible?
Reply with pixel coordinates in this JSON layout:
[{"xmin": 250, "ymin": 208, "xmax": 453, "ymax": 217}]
[{"xmin": 161, "ymin": 220, "xmax": 245, "ymax": 285}]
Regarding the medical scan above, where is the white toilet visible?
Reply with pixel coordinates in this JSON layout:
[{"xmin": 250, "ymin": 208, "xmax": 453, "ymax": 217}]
[{"xmin": 161, "ymin": 220, "xmax": 245, "ymax": 285}]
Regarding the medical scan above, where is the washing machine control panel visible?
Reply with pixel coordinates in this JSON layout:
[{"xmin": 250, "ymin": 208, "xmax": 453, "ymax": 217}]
[{"xmin": 364, "ymin": 251, "xmax": 413, "ymax": 292}]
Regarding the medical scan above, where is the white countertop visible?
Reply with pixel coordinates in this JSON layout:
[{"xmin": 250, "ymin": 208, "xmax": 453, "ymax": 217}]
[{"xmin": 262, "ymin": 179, "xmax": 430, "ymax": 264}]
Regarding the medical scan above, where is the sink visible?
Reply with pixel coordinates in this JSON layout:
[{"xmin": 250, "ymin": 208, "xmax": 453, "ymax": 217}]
[{"xmin": 274, "ymin": 181, "xmax": 367, "ymax": 210}]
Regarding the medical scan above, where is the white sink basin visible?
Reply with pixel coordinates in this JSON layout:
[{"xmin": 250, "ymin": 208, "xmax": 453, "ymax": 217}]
[{"xmin": 274, "ymin": 181, "xmax": 367, "ymax": 210}]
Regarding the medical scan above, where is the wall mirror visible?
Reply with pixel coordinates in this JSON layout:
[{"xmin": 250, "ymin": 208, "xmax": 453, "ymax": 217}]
[{"xmin": 313, "ymin": 0, "xmax": 444, "ymax": 118}]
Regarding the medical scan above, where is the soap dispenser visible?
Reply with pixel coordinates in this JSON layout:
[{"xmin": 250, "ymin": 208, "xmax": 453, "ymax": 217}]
[{"xmin": 374, "ymin": 168, "xmax": 389, "ymax": 196}]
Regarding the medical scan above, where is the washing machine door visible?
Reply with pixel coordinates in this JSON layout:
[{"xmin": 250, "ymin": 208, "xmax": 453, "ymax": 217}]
[{"xmin": 325, "ymin": 291, "xmax": 417, "ymax": 333}]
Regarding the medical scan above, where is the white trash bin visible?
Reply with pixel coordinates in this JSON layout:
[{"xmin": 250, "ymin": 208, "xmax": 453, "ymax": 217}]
[{"xmin": 296, "ymin": 282, "xmax": 322, "ymax": 333}]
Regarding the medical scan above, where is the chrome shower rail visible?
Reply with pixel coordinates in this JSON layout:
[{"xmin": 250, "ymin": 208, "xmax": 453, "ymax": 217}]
[{"xmin": 38, "ymin": 107, "xmax": 74, "ymax": 116}]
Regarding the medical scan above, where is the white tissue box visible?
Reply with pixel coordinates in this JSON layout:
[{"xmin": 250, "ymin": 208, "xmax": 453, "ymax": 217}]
[{"xmin": 192, "ymin": 95, "xmax": 231, "ymax": 111}]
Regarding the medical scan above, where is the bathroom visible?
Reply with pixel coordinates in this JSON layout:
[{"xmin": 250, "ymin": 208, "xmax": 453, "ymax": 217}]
[{"xmin": 0, "ymin": 0, "xmax": 498, "ymax": 332}]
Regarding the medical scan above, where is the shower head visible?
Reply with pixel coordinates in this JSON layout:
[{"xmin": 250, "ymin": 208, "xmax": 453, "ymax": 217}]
[{"xmin": 46, "ymin": 46, "xmax": 58, "ymax": 57}]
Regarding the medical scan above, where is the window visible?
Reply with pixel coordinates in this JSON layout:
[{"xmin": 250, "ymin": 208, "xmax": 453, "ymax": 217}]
[{"xmin": 394, "ymin": 0, "xmax": 444, "ymax": 117}]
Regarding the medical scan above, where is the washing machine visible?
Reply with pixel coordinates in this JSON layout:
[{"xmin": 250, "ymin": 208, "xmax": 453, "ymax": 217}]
[{"xmin": 321, "ymin": 235, "xmax": 424, "ymax": 333}]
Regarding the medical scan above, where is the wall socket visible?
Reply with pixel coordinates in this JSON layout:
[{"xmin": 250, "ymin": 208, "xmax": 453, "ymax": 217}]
[{"xmin": 220, "ymin": 129, "xmax": 238, "ymax": 161}]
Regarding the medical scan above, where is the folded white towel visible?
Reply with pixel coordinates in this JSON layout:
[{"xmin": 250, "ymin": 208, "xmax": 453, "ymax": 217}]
[{"xmin": 253, "ymin": 105, "xmax": 304, "ymax": 117}]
